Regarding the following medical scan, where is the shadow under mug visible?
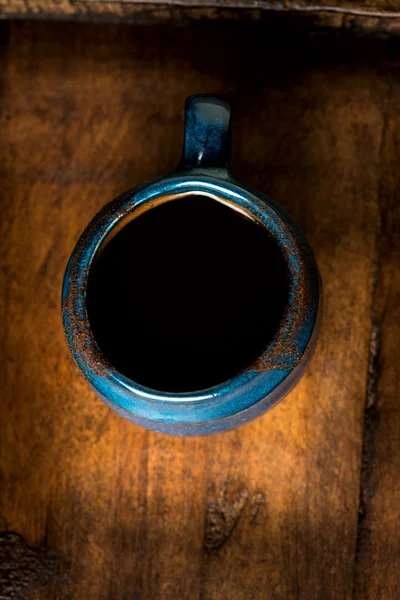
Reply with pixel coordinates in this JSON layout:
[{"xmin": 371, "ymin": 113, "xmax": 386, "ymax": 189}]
[{"xmin": 62, "ymin": 94, "xmax": 321, "ymax": 436}]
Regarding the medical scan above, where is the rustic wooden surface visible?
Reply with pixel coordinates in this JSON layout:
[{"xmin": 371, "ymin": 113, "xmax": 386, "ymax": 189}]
[
  {"xmin": 0, "ymin": 20, "xmax": 399, "ymax": 600},
  {"xmin": 3, "ymin": 0, "xmax": 400, "ymax": 35},
  {"xmin": 353, "ymin": 71, "xmax": 400, "ymax": 600}
]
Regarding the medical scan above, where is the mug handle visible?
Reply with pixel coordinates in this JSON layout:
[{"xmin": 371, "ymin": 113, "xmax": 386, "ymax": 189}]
[{"xmin": 178, "ymin": 94, "xmax": 232, "ymax": 172}]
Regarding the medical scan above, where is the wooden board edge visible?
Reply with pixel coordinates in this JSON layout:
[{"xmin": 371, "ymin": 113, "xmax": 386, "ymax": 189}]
[{"xmin": 2, "ymin": 0, "xmax": 400, "ymax": 35}]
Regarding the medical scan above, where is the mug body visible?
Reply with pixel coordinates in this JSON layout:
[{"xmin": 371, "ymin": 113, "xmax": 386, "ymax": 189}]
[{"xmin": 62, "ymin": 96, "xmax": 321, "ymax": 436}]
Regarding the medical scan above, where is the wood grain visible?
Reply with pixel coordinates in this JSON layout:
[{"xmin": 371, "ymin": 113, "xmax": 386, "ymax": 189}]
[
  {"xmin": 3, "ymin": 0, "xmax": 400, "ymax": 36},
  {"xmin": 353, "ymin": 70, "xmax": 400, "ymax": 600},
  {"xmin": 0, "ymin": 20, "xmax": 397, "ymax": 600}
]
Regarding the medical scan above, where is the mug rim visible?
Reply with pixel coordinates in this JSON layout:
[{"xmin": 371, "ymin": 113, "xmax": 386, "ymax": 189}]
[{"xmin": 62, "ymin": 174, "xmax": 320, "ymax": 433}]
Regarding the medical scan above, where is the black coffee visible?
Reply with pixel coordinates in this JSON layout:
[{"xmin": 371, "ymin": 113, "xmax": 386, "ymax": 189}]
[{"xmin": 86, "ymin": 195, "xmax": 289, "ymax": 392}]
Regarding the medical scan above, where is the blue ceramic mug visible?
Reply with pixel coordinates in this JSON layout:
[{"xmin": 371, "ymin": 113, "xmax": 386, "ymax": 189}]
[{"xmin": 62, "ymin": 95, "xmax": 321, "ymax": 436}]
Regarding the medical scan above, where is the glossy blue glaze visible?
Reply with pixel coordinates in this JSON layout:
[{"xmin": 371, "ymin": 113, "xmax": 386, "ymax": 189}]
[
  {"xmin": 62, "ymin": 95, "xmax": 321, "ymax": 436},
  {"xmin": 180, "ymin": 95, "xmax": 231, "ymax": 169}
]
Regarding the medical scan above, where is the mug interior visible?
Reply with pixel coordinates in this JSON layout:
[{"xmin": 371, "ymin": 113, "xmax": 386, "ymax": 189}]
[{"xmin": 85, "ymin": 192, "xmax": 290, "ymax": 393}]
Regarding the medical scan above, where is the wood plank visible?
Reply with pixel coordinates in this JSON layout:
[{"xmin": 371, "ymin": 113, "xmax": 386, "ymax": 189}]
[
  {"xmin": 354, "ymin": 72, "xmax": 400, "ymax": 600},
  {"xmin": 3, "ymin": 0, "xmax": 400, "ymax": 36},
  {"xmin": 0, "ymin": 20, "xmax": 389, "ymax": 599}
]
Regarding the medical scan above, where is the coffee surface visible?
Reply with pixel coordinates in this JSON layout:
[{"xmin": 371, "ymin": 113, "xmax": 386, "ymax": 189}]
[{"xmin": 86, "ymin": 195, "xmax": 289, "ymax": 392}]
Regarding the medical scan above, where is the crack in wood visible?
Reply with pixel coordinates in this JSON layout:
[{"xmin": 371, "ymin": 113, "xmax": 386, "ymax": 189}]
[{"xmin": 352, "ymin": 73, "xmax": 393, "ymax": 597}]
